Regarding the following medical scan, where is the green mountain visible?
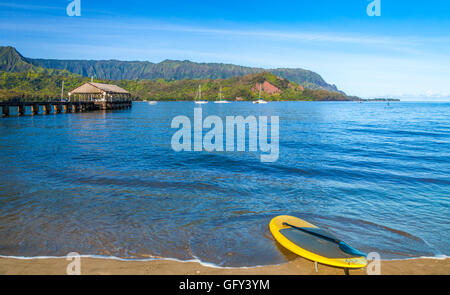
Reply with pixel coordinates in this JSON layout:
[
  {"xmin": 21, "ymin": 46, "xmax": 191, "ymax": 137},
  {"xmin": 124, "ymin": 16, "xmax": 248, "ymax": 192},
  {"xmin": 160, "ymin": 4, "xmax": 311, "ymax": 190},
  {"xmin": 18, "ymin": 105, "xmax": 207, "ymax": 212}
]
[
  {"xmin": 0, "ymin": 46, "xmax": 39, "ymax": 72},
  {"xmin": 0, "ymin": 45, "xmax": 340, "ymax": 93},
  {"xmin": 0, "ymin": 46, "xmax": 76, "ymax": 76},
  {"xmin": 0, "ymin": 46, "xmax": 358, "ymax": 101},
  {"xmin": 0, "ymin": 70, "xmax": 357, "ymax": 102},
  {"xmin": 121, "ymin": 72, "xmax": 354, "ymax": 101},
  {"xmin": 29, "ymin": 58, "xmax": 341, "ymax": 92}
]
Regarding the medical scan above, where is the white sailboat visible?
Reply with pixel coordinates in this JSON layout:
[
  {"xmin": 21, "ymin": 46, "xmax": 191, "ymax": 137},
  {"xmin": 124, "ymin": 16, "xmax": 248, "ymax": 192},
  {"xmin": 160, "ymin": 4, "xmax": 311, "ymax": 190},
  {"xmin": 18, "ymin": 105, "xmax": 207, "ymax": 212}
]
[
  {"xmin": 195, "ymin": 85, "xmax": 208, "ymax": 104},
  {"xmin": 148, "ymin": 101, "xmax": 157, "ymax": 105},
  {"xmin": 214, "ymin": 85, "xmax": 230, "ymax": 103},
  {"xmin": 253, "ymin": 83, "xmax": 268, "ymax": 104}
]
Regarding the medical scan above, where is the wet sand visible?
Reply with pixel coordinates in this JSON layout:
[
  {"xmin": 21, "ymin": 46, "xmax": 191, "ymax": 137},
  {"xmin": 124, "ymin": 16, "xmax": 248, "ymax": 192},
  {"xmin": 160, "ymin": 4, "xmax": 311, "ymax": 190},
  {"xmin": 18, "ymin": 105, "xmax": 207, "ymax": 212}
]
[{"xmin": 0, "ymin": 256, "xmax": 448, "ymax": 275}]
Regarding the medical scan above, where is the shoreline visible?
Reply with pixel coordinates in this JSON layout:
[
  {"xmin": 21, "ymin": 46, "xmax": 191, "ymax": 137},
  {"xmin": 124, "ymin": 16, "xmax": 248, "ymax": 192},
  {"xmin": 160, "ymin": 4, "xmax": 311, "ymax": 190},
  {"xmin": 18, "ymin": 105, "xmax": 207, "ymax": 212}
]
[
  {"xmin": 0, "ymin": 256, "xmax": 448, "ymax": 275},
  {"xmin": 136, "ymin": 100, "xmax": 401, "ymax": 102}
]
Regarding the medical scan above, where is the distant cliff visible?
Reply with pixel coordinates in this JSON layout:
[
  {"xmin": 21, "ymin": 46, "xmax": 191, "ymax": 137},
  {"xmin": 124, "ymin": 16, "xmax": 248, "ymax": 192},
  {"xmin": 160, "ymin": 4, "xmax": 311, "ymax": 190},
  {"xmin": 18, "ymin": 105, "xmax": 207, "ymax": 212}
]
[
  {"xmin": 0, "ymin": 46, "xmax": 341, "ymax": 93},
  {"xmin": 0, "ymin": 46, "xmax": 38, "ymax": 72},
  {"xmin": 0, "ymin": 46, "xmax": 359, "ymax": 101},
  {"xmin": 29, "ymin": 58, "xmax": 342, "ymax": 93}
]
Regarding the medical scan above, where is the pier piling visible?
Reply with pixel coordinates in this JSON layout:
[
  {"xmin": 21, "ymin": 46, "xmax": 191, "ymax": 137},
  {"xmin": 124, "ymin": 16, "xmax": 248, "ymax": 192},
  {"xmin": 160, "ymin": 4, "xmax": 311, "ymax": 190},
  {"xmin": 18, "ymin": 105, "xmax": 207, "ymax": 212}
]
[
  {"xmin": 31, "ymin": 104, "xmax": 39, "ymax": 115},
  {"xmin": 53, "ymin": 104, "xmax": 62, "ymax": 113},
  {"xmin": 0, "ymin": 99, "xmax": 132, "ymax": 118},
  {"xmin": 18, "ymin": 105, "xmax": 25, "ymax": 116},
  {"xmin": 2, "ymin": 106, "xmax": 9, "ymax": 117},
  {"xmin": 43, "ymin": 104, "xmax": 51, "ymax": 114}
]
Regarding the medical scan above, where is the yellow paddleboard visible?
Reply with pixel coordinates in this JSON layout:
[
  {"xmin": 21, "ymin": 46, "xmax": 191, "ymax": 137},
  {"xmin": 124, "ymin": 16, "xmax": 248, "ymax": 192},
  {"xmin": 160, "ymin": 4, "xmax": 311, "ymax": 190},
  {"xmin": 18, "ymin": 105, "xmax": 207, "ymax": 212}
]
[{"xmin": 270, "ymin": 215, "xmax": 367, "ymax": 269}]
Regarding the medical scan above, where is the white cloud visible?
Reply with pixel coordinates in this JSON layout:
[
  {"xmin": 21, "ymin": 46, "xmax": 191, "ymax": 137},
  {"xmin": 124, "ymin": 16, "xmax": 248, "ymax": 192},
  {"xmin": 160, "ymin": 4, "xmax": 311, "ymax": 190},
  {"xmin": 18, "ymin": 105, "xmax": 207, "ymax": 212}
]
[
  {"xmin": 0, "ymin": 2, "xmax": 61, "ymax": 11},
  {"xmin": 1, "ymin": 16, "xmax": 449, "ymax": 99}
]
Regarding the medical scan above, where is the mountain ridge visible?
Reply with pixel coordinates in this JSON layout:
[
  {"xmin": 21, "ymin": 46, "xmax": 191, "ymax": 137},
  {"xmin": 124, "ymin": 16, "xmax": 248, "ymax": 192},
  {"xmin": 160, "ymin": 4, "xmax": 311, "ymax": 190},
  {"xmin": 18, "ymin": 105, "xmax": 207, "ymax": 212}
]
[
  {"xmin": 0, "ymin": 46, "xmax": 38, "ymax": 72},
  {"xmin": 0, "ymin": 46, "xmax": 341, "ymax": 93},
  {"xmin": 0, "ymin": 46, "xmax": 358, "ymax": 101},
  {"xmin": 30, "ymin": 58, "xmax": 341, "ymax": 92}
]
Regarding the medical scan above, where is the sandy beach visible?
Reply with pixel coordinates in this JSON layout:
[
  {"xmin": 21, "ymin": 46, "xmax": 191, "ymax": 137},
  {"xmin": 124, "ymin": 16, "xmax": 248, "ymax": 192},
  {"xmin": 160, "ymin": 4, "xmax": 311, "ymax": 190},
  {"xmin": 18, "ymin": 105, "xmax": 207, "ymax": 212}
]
[{"xmin": 0, "ymin": 256, "xmax": 448, "ymax": 275}]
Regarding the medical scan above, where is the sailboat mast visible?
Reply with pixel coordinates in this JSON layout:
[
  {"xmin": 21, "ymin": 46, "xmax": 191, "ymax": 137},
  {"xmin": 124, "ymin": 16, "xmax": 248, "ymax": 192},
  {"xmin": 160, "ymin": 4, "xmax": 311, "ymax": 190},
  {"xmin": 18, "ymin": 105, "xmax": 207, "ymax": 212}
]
[{"xmin": 259, "ymin": 83, "xmax": 262, "ymax": 99}]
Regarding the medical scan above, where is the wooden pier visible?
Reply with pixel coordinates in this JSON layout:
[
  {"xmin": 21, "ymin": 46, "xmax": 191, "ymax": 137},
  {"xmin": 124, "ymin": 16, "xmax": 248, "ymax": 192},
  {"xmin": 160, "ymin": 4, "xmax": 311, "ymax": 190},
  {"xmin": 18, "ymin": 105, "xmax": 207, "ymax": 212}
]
[
  {"xmin": 0, "ymin": 100, "xmax": 132, "ymax": 117},
  {"xmin": 1, "ymin": 82, "xmax": 133, "ymax": 117}
]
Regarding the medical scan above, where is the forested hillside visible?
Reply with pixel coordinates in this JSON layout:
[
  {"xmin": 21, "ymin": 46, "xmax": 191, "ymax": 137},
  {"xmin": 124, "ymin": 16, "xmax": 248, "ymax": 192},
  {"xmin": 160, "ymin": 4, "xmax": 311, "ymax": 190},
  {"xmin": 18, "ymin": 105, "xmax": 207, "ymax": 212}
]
[
  {"xmin": 0, "ymin": 45, "xmax": 341, "ymax": 92},
  {"xmin": 0, "ymin": 71, "xmax": 357, "ymax": 102}
]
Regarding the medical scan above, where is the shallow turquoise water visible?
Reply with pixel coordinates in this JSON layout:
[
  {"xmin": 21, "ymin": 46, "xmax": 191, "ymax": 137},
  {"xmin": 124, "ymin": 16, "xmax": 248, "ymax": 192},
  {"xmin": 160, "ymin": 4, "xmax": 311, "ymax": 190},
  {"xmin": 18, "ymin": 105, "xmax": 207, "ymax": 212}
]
[{"xmin": 0, "ymin": 101, "xmax": 448, "ymax": 266}]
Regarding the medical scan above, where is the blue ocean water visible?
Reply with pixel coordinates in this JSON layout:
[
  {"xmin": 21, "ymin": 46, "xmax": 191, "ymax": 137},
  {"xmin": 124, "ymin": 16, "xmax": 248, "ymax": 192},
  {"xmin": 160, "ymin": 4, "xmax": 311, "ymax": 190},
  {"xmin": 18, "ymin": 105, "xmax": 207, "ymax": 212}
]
[{"xmin": 0, "ymin": 101, "xmax": 448, "ymax": 266}]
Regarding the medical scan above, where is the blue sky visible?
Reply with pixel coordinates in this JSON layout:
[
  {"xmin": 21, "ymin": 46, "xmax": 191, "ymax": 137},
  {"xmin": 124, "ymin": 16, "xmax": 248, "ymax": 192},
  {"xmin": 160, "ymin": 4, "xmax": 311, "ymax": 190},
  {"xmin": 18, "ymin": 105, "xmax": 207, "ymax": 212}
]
[{"xmin": 1, "ymin": 0, "xmax": 449, "ymax": 99}]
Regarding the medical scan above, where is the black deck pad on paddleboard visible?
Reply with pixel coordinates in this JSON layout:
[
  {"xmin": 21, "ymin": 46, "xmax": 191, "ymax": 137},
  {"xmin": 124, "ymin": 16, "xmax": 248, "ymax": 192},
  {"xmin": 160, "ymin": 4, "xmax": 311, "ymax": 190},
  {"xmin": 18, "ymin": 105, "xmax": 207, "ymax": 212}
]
[{"xmin": 279, "ymin": 228, "xmax": 359, "ymax": 259}]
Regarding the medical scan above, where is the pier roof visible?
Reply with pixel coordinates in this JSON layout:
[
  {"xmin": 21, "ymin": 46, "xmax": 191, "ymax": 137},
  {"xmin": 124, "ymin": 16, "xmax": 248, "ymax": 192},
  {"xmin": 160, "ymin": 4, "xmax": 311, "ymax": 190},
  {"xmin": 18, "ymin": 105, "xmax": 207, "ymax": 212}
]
[{"xmin": 69, "ymin": 82, "xmax": 130, "ymax": 95}]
